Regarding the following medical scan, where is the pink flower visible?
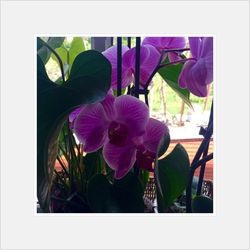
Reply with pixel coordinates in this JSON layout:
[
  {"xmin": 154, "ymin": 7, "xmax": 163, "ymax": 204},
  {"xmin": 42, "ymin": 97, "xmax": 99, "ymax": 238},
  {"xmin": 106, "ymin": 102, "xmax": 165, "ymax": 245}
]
[
  {"xmin": 73, "ymin": 94, "xmax": 168, "ymax": 179},
  {"xmin": 142, "ymin": 37, "xmax": 186, "ymax": 62},
  {"xmin": 103, "ymin": 45, "xmax": 160, "ymax": 89},
  {"xmin": 178, "ymin": 37, "xmax": 213, "ymax": 97},
  {"xmin": 103, "ymin": 118, "xmax": 168, "ymax": 178}
]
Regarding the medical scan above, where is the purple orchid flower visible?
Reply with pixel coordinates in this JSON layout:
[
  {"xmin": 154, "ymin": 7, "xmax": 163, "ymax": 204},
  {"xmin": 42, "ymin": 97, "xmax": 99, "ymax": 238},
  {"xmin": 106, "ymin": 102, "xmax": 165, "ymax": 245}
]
[
  {"xmin": 103, "ymin": 117, "xmax": 168, "ymax": 178},
  {"xmin": 69, "ymin": 107, "xmax": 82, "ymax": 129},
  {"xmin": 73, "ymin": 93, "xmax": 168, "ymax": 179},
  {"xmin": 74, "ymin": 93, "xmax": 149, "ymax": 153},
  {"xmin": 142, "ymin": 37, "xmax": 186, "ymax": 62},
  {"xmin": 178, "ymin": 37, "xmax": 213, "ymax": 97},
  {"xmin": 102, "ymin": 44, "xmax": 160, "ymax": 89}
]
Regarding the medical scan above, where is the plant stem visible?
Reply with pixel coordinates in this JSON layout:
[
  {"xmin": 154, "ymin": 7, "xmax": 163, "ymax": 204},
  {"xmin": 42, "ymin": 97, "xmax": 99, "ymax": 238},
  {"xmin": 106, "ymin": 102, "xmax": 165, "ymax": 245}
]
[
  {"xmin": 158, "ymin": 58, "xmax": 195, "ymax": 70},
  {"xmin": 163, "ymin": 48, "xmax": 190, "ymax": 53},
  {"xmin": 40, "ymin": 39, "xmax": 65, "ymax": 84},
  {"xmin": 186, "ymin": 102, "xmax": 213, "ymax": 212}
]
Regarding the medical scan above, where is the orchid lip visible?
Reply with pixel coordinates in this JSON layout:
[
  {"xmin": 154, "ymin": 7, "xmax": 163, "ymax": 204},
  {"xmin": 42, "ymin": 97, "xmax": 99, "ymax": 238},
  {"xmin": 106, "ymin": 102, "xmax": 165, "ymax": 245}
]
[
  {"xmin": 108, "ymin": 121, "xmax": 129, "ymax": 146},
  {"xmin": 136, "ymin": 148, "xmax": 155, "ymax": 172}
]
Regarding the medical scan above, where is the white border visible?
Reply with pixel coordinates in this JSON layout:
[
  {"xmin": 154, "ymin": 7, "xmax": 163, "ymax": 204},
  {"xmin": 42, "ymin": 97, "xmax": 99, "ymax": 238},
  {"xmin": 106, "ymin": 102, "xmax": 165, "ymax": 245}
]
[{"xmin": 1, "ymin": 1, "xmax": 249, "ymax": 249}]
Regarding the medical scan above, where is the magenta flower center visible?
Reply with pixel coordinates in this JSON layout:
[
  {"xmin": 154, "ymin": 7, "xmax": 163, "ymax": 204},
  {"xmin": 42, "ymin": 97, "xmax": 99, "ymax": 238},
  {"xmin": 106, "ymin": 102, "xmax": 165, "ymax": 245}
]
[
  {"xmin": 136, "ymin": 148, "xmax": 155, "ymax": 172},
  {"xmin": 108, "ymin": 121, "xmax": 129, "ymax": 146}
]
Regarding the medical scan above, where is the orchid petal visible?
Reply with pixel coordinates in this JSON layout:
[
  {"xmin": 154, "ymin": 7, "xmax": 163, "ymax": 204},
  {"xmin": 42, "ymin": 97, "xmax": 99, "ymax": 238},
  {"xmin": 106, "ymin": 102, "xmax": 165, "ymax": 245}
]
[
  {"xmin": 69, "ymin": 106, "xmax": 82, "ymax": 123},
  {"xmin": 123, "ymin": 45, "xmax": 160, "ymax": 87},
  {"xmin": 114, "ymin": 95, "xmax": 149, "ymax": 137},
  {"xmin": 178, "ymin": 59, "xmax": 208, "ymax": 97},
  {"xmin": 102, "ymin": 45, "xmax": 129, "ymax": 65},
  {"xmin": 168, "ymin": 52, "xmax": 182, "ymax": 62},
  {"xmin": 168, "ymin": 37, "xmax": 186, "ymax": 49},
  {"xmin": 200, "ymin": 37, "xmax": 213, "ymax": 84},
  {"xmin": 143, "ymin": 118, "xmax": 169, "ymax": 153},
  {"xmin": 190, "ymin": 58, "xmax": 208, "ymax": 86},
  {"xmin": 178, "ymin": 60, "xmax": 196, "ymax": 88},
  {"xmin": 140, "ymin": 45, "xmax": 161, "ymax": 86},
  {"xmin": 142, "ymin": 37, "xmax": 163, "ymax": 49},
  {"xmin": 189, "ymin": 37, "xmax": 202, "ymax": 58},
  {"xmin": 103, "ymin": 142, "xmax": 136, "ymax": 179},
  {"xmin": 100, "ymin": 92, "xmax": 116, "ymax": 120},
  {"xmin": 74, "ymin": 103, "xmax": 109, "ymax": 153},
  {"xmin": 102, "ymin": 45, "xmax": 132, "ymax": 89},
  {"xmin": 187, "ymin": 79, "xmax": 208, "ymax": 97},
  {"xmin": 136, "ymin": 149, "xmax": 155, "ymax": 172},
  {"xmin": 142, "ymin": 37, "xmax": 186, "ymax": 50}
]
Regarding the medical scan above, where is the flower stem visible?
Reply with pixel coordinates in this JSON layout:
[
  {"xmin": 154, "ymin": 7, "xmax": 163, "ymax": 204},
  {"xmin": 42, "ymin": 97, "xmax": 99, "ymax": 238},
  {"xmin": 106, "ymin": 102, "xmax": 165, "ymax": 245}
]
[
  {"xmin": 158, "ymin": 58, "xmax": 195, "ymax": 70},
  {"xmin": 163, "ymin": 48, "xmax": 190, "ymax": 53}
]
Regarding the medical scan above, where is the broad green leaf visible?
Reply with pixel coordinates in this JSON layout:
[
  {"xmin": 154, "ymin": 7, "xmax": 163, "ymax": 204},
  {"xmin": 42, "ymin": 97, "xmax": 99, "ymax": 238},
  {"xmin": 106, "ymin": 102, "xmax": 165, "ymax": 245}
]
[
  {"xmin": 37, "ymin": 50, "xmax": 111, "ymax": 211},
  {"xmin": 113, "ymin": 173, "xmax": 144, "ymax": 213},
  {"xmin": 52, "ymin": 46, "xmax": 68, "ymax": 76},
  {"xmin": 158, "ymin": 63, "xmax": 193, "ymax": 109},
  {"xmin": 87, "ymin": 173, "xmax": 144, "ymax": 213},
  {"xmin": 51, "ymin": 38, "xmax": 85, "ymax": 76},
  {"xmin": 155, "ymin": 144, "xmax": 190, "ymax": 212},
  {"xmin": 87, "ymin": 174, "xmax": 120, "ymax": 212},
  {"xmin": 68, "ymin": 37, "xmax": 85, "ymax": 72},
  {"xmin": 192, "ymin": 195, "xmax": 213, "ymax": 213},
  {"xmin": 83, "ymin": 152, "xmax": 99, "ymax": 181},
  {"xmin": 158, "ymin": 132, "xmax": 171, "ymax": 157},
  {"xmin": 37, "ymin": 37, "xmax": 65, "ymax": 64}
]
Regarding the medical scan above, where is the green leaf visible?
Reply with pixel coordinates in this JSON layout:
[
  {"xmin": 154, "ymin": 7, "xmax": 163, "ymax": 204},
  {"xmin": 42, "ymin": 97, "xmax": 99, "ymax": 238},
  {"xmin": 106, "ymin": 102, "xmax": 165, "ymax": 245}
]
[
  {"xmin": 158, "ymin": 63, "xmax": 193, "ymax": 109},
  {"xmin": 155, "ymin": 144, "xmax": 190, "ymax": 212},
  {"xmin": 37, "ymin": 37, "xmax": 65, "ymax": 64},
  {"xmin": 52, "ymin": 46, "xmax": 68, "ymax": 76},
  {"xmin": 113, "ymin": 173, "xmax": 144, "ymax": 213},
  {"xmin": 192, "ymin": 195, "xmax": 213, "ymax": 213},
  {"xmin": 68, "ymin": 37, "xmax": 85, "ymax": 72},
  {"xmin": 87, "ymin": 173, "xmax": 144, "ymax": 213},
  {"xmin": 51, "ymin": 37, "xmax": 85, "ymax": 77},
  {"xmin": 158, "ymin": 133, "xmax": 171, "ymax": 157},
  {"xmin": 87, "ymin": 174, "xmax": 120, "ymax": 212},
  {"xmin": 37, "ymin": 50, "xmax": 111, "ymax": 211},
  {"xmin": 83, "ymin": 152, "xmax": 99, "ymax": 181}
]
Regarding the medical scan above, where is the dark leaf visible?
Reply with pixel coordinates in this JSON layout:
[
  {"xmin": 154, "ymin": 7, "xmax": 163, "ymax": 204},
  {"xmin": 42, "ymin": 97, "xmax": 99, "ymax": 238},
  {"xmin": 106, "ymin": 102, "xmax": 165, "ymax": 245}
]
[
  {"xmin": 37, "ymin": 37, "xmax": 65, "ymax": 64},
  {"xmin": 155, "ymin": 144, "xmax": 190, "ymax": 212},
  {"xmin": 37, "ymin": 50, "xmax": 111, "ymax": 211},
  {"xmin": 192, "ymin": 195, "xmax": 213, "ymax": 213},
  {"xmin": 83, "ymin": 152, "xmax": 99, "ymax": 181},
  {"xmin": 113, "ymin": 173, "xmax": 144, "ymax": 213},
  {"xmin": 87, "ymin": 174, "xmax": 120, "ymax": 212}
]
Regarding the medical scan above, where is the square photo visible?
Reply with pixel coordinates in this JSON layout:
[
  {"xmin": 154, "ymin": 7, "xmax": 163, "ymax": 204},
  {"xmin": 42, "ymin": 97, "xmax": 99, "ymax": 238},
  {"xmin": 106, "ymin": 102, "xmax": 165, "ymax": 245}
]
[{"xmin": 37, "ymin": 36, "xmax": 213, "ymax": 213}]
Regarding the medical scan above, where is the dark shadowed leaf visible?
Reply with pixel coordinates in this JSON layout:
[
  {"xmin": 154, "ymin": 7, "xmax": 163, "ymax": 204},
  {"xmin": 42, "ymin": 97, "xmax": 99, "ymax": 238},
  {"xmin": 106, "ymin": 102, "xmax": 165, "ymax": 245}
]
[
  {"xmin": 83, "ymin": 152, "xmax": 99, "ymax": 181},
  {"xmin": 113, "ymin": 173, "xmax": 144, "ymax": 213},
  {"xmin": 155, "ymin": 144, "xmax": 190, "ymax": 212},
  {"xmin": 87, "ymin": 174, "xmax": 120, "ymax": 212},
  {"xmin": 37, "ymin": 50, "xmax": 111, "ymax": 211},
  {"xmin": 37, "ymin": 37, "xmax": 65, "ymax": 64},
  {"xmin": 192, "ymin": 195, "xmax": 213, "ymax": 213},
  {"xmin": 87, "ymin": 173, "xmax": 144, "ymax": 213}
]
